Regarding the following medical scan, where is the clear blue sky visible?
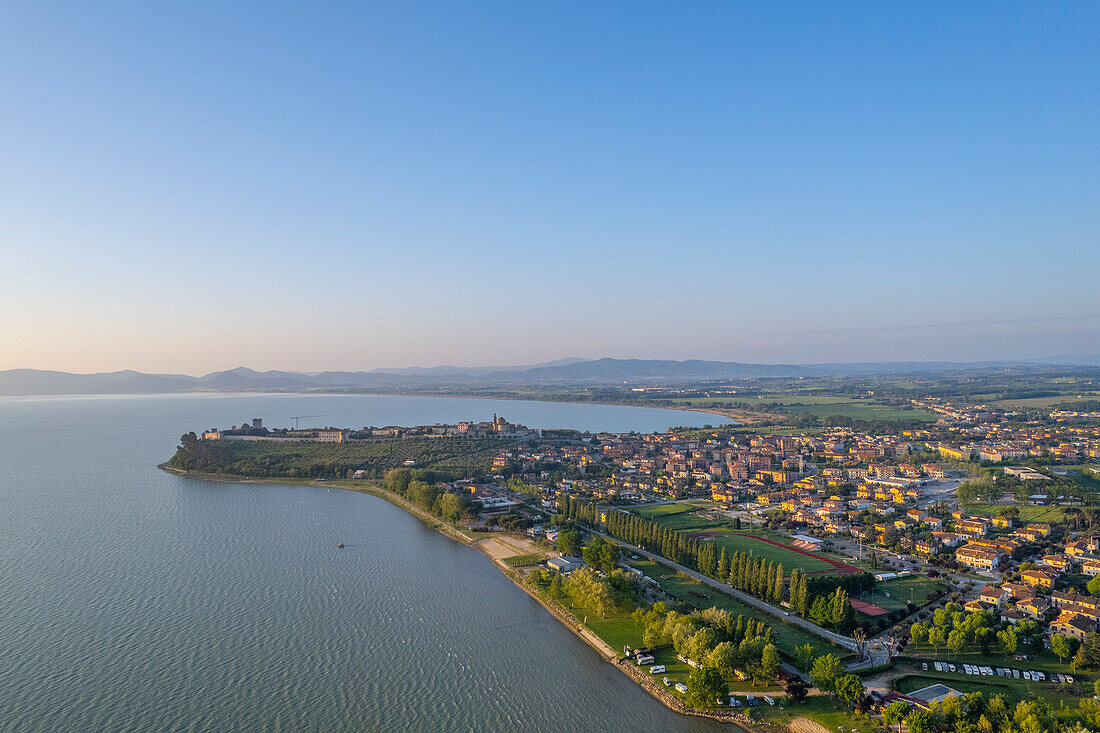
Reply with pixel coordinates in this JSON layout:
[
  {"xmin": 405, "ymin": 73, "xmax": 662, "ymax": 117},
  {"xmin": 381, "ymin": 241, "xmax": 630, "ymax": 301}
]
[{"xmin": 2, "ymin": 2, "xmax": 1097, "ymax": 373}]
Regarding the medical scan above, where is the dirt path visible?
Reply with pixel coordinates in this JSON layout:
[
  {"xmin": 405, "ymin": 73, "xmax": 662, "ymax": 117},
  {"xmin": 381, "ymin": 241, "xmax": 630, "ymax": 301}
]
[
  {"xmin": 789, "ymin": 716, "xmax": 831, "ymax": 733},
  {"xmin": 476, "ymin": 536, "xmax": 541, "ymax": 563}
]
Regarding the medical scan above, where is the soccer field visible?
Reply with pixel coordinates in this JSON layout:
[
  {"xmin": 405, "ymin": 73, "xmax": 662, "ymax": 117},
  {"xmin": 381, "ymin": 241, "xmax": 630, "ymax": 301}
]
[
  {"xmin": 629, "ymin": 504, "xmax": 840, "ymax": 573},
  {"xmin": 706, "ymin": 532, "xmax": 836, "ymax": 573}
]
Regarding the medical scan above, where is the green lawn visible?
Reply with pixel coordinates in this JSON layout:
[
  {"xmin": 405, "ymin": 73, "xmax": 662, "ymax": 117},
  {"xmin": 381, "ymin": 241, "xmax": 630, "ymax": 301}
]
[
  {"xmin": 749, "ymin": 694, "xmax": 871, "ymax": 731},
  {"xmin": 629, "ymin": 504, "xmax": 839, "ymax": 573},
  {"xmin": 630, "ymin": 503, "xmax": 738, "ymax": 532},
  {"xmin": 963, "ymin": 503, "xmax": 1066, "ymax": 523},
  {"xmin": 583, "ymin": 610, "xmax": 646, "ymax": 653},
  {"xmin": 526, "ymin": 580, "xmax": 647, "ymax": 654},
  {"xmin": 857, "ymin": 576, "xmax": 948, "ymax": 613},
  {"xmin": 639, "ymin": 647, "xmax": 783, "ymax": 695},
  {"xmin": 502, "ymin": 553, "xmax": 543, "ymax": 567},
  {"xmin": 626, "ymin": 557, "xmax": 838, "ymax": 657},
  {"xmin": 904, "ymin": 644, "xmax": 1083, "ymax": 675},
  {"xmin": 708, "ymin": 532, "xmax": 835, "ymax": 573},
  {"xmin": 895, "ymin": 673, "xmax": 1088, "ymax": 709}
]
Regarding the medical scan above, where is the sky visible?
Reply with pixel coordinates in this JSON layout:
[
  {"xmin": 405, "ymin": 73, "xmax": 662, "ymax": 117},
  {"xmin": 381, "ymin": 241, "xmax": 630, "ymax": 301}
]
[{"xmin": 1, "ymin": 2, "xmax": 1098, "ymax": 374}]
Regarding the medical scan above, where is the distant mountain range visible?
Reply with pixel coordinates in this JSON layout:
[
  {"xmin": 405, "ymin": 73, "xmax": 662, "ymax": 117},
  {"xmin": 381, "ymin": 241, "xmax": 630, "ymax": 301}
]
[{"xmin": 2, "ymin": 355, "xmax": 1099, "ymax": 396}]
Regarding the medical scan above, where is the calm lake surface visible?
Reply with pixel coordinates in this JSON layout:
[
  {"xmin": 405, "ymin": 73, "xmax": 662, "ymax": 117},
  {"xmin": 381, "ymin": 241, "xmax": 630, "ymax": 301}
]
[{"xmin": 0, "ymin": 394, "xmax": 731, "ymax": 732}]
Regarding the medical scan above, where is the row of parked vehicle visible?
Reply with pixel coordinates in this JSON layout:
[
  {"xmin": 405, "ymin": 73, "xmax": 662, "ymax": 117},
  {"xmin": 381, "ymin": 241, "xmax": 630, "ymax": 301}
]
[{"xmin": 927, "ymin": 660, "xmax": 1073, "ymax": 683}]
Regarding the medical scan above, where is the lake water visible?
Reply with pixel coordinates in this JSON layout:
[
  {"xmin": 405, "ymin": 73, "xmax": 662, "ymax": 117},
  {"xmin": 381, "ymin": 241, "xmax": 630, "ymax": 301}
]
[{"xmin": 0, "ymin": 394, "xmax": 731, "ymax": 732}]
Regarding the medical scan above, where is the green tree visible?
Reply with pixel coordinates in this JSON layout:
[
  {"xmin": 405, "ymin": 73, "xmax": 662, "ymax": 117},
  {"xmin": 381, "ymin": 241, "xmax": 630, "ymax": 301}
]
[
  {"xmin": 760, "ymin": 643, "xmax": 780, "ymax": 681},
  {"xmin": 440, "ymin": 492, "xmax": 463, "ymax": 525},
  {"xmin": 997, "ymin": 628, "xmax": 1017, "ymax": 659},
  {"xmin": 830, "ymin": 587, "xmax": 853, "ymax": 631},
  {"xmin": 582, "ymin": 537, "xmax": 619, "ymax": 573},
  {"xmin": 947, "ymin": 628, "xmax": 967, "ymax": 657},
  {"xmin": 556, "ymin": 528, "xmax": 582, "ymax": 556},
  {"xmin": 706, "ymin": 641, "xmax": 737, "ymax": 678},
  {"xmin": 928, "ymin": 626, "xmax": 945, "ymax": 653},
  {"xmin": 794, "ymin": 643, "xmax": 816, "ymax": 673},
  {"xmin": 1088, "ymin": 576, "xmax": 1100, "ymax": 597},
  {"xmin": 1051, "ymin": 633, "xmax": 1073, "ymax": 664},
  {"xmin": 548, "ymin": 573, "xmax": 564, "ymax": 600},
  {"xmin": 810, "ymin": 653, "xmax": 844, "ymax": 694},
  {"xmin": 686, "ymin": 665, "xmax": 728, "ymax": 709},
  {"xmin": 687, "ymin": 627, "xmax": 719, "ymax": 663},
  {"xmin": 834, "ymin": 674, "xmax": 864, "ymax": 707},
  {"xmin": 810, "ymin": 595, "xmax": 831, "ymax": 626},
  {"xmin": 1076, "ymin": 632, "xmax": 1100, "ymax": 669},
  {"xmin": 717, "ymin": 547, "xmax": 730, "ymax": 581},
  {"xmin": 906, "ymin": 710, "xmax": 934, "ymax": 733},
  {"xmin": 883, "ymin": 700, "xmax": 908, "ymax": 733}
]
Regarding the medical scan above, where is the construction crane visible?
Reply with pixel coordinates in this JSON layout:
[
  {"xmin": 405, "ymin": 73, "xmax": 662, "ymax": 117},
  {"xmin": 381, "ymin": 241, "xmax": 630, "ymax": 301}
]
[{"xmin": 290, "ymin": 415, "xmax": 324, "ymax": 429}]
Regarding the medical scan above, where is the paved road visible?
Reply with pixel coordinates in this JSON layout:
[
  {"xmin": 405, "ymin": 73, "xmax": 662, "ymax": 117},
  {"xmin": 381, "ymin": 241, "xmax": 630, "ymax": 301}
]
[{"xmin": 589, "ymin": 528, "xmax": 860, "ymax": 653}]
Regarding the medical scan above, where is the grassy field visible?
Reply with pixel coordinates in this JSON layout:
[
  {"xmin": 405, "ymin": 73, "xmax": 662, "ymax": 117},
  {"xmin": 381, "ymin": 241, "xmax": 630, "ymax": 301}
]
[
  {"xmin": 749, "ymin": 694, "xmax": 870, "ymax": 731},
  {"xmin": 629, "ymin": 503, "xmax": 740, "ymax": 532},
  {"xmin": 708, "ymin": 532, "xmax": 835, "ymax": 573},
  {"xmin": 963, "ymin": 503, "xmax": 1066, "ymax": 523},
  {"xmin": 904, "ymin": 643, "xmax": 1083, "ymax": 675},
  {"xmin": 502, "ymin": 553, "xmax": 542, "ymax": 567},
  {"xmin": 857, "ymin": 575, "xmax": 949, "ymax": 613},
  {"xmin": 990, "ymin": 393, "xmax": 1100, "ymax": 409},
  {"xmin": 626, "ymin": 557, "xmax": 838, "ymax": 657},
  {"xmin": 754, "ymin": 394, "xmax": 939, "ymax": 421},
  {"xmin": 582, "ymin": 609, "xmax": 646, "ymax": 653},
  {"xmin": 895, "ymin": 672, "xmax": 1089, "ymax": 708},
  {"xmin": 629, "ymin": 505, "xmax": 838, "ymax": 573}
]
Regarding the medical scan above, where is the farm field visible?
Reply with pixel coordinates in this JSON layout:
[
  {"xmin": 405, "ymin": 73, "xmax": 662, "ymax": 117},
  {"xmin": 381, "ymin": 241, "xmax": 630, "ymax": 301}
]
[
  {"xmin": 748, "ymin": 393, "xmax": 940, "ymax": 421},
  {"xmin": 626, "ymin": 557, "xmax": 837, "ymax": 657},
  {"xmin": 963, "ymin": 503, "xmax": 1066, "ymax": 523},
  {"xmin": 990, "ymin": 393, "xmax": 1100, "ymax": 409}
]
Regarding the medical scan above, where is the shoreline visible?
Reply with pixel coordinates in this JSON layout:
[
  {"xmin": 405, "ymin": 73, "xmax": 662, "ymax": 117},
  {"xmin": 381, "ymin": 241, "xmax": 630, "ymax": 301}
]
[{"xmin": 160, "ymin": 463, "xmax": 761, "ymax": 729}]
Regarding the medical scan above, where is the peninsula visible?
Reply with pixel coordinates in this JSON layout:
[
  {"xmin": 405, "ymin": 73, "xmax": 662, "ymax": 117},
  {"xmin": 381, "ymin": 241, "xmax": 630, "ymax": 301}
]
[{"xmin": 167, "ymin": 391, "xmax": 1100, "ymax": 733}]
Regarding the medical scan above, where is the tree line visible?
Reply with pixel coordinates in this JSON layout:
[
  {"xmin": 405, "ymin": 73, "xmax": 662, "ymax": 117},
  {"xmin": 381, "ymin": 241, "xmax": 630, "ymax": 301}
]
[{"xmin": 558, "ymin": 496, "xmax": 862, "ymax": 632}]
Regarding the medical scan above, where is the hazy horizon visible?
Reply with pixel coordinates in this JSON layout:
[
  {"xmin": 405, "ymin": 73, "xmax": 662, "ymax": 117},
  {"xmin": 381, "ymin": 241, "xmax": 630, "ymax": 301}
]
[
  {"xmin": 5, "ymin": 345, "xmax": 1100, "ymax": 379},
  {"xmin": 2, "ymin": 3, "xmax": 1098, "ymax": 373}
]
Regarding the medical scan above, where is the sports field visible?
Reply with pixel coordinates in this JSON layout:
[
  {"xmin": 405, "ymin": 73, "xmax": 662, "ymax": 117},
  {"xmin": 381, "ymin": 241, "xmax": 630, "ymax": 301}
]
[
  {"xmin": 855, "ymin": 575, "xmax": 948, "ymax": 612},
  {"xmin": 629, "ymin": 504, "xmax": 843, "ymax": 573},
  {"xmin": 963, "ymin": 503, "xmax": 1065, "ymax": 523}
]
